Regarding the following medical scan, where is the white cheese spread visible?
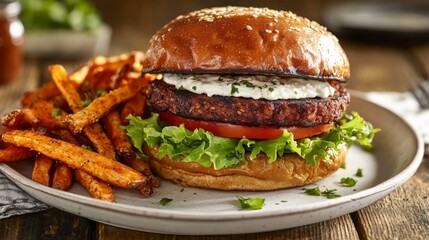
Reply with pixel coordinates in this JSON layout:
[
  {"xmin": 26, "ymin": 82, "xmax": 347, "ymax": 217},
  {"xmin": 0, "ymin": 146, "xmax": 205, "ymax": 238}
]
[{"xmin": 162, "ymin": 74, "xmax": 335, "ymax": 100}]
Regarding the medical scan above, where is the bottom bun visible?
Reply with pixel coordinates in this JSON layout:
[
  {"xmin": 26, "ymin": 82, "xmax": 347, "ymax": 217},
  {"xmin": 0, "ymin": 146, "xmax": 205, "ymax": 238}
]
[{"xmin": 145, "ymin": 144, "xmax": 346, "ymax": 191}]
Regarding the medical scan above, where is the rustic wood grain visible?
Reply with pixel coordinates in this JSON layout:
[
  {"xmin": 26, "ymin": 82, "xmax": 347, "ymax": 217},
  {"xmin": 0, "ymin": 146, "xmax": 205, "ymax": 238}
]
[
  {"xmin": 342, "ymin": 42, "xmax": 415, "ymax": 92},
  {"xmin": 351, "ymin": 157, "xmax": 429, "ymax": 240},
  {"xmin": 0, "ymin": 60, "xmax": 39, "ymax": 113},
  {"xmin": 95, "ymin": 214, "xmax": 359, "ymax": 240},
  {"xmin": 0, "ymin": 208, "xmax": 93, "ymax": 240}
]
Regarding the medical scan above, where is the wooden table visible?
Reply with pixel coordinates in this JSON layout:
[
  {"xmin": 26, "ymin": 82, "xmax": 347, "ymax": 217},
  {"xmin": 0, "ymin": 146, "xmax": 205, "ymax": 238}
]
[{"xmin": 1, "ymin": 1, "xmax": 429, "ymax": 239}]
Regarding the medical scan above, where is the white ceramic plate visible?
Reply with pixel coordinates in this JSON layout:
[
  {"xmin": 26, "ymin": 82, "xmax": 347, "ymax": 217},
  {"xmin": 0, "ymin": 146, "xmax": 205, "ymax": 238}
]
[{"xmin": 0, "ymin": 94, "xmax": 423, "ymax": 235}]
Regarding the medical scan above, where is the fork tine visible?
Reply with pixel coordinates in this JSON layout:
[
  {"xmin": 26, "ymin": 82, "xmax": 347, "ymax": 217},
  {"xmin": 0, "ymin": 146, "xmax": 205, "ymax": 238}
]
[{"xmin": 411, "ymin": 80, "xmax": 429, "ymax": 109}]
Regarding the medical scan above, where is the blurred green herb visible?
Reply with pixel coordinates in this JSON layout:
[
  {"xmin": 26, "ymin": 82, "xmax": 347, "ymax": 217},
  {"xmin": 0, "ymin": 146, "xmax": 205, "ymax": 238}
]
[
  {"xmin": 236, "ymin": 196, "xmax": 265, "ymax": 210},
  {"xmin": 159, "ymin": 198, "xmax": 173, "ymax": 206},
  {"xmin": 340, "ymin": 177, "xmax": 357, "ymax": 187},
  {"xmin": 356, "ymin": 168, "xmax": 363, "ymax": 177},
  {"xmin": 21, "ymin": 0, "xmax": 103, "ymax": 31}
]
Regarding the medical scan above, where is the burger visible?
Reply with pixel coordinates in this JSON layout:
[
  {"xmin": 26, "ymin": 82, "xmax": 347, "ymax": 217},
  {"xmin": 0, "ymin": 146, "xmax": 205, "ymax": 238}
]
[{"xmin": 123, "ymin": 6, "xmax": 378, "ymax": 190}]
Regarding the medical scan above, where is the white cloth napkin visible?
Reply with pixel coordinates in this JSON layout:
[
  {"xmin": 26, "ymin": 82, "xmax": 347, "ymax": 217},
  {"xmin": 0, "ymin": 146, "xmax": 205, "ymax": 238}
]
[
  {"xmin": 0, "ymin": 173, "xmax": 50, "ymax": 219},
  {"xmin": 0, "ymin": 91, "xmax": 427, "ymax": 219},
  {"xmin": 362, "ymin": 91, "xmax": 429, "ymax": 145}
]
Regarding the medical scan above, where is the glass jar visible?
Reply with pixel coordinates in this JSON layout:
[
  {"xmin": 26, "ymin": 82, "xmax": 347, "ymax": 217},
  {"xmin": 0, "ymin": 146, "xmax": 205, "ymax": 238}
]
[{"xmin": 0, "ymin": 0, "xmax": 24, "ymax": 85}]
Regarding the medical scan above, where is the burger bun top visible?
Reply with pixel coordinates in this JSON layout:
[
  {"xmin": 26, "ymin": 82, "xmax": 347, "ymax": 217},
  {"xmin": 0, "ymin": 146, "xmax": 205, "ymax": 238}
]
[{"xmin": 143, "ymin": 6, "xmax": 350, "ymax": 82}]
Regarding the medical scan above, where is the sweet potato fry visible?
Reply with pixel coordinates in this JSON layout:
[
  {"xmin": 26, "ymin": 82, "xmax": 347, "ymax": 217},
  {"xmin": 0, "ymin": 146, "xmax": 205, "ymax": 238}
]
[
  {"xmin": 64, "ymin": 75, "xmax": 150, "ymax": 134},
  {"xmin": 26, "ymin": 100, "xmax": 67, "ymax": 129},
  {"xmin": 20, "ymin": 81, "xmax": 61, "ymax": 108},
  {"xmin": 50, "ymin": 65, "xmax": 84, "ymax": 113},
  {"xmin": 126, "ymin": 158, "xmax": 161, "ymax": 188},
  {"xmin": 51, "ymin": 128, "xmax": 115, "ymax": 200},
  {"xmin": 121, "ymin": 91, "xmax": 146, "ymax": 124},
  {"xmin": 2, "ymin": 130, "xmax": 147, "ymax": 189},
  {"xmin": 82, "ymin": 124, "xmax": 116, "ymax": 160},
  {"xmin": 32, "ymin": 154, "xmax": 54, "ymax": 186},
  {"xmin": 0, "ymin": 145, "xmax": 35, "ymax": 162},
  {"xmin": 50, "ymin": 64, "xmax": 116, "ymax": 159},
  {"xmin": 74, "ymin": 170, "xmax": 115, "ymax": 202},
  {"xmin": 102, "ymin": 110, "xmax": 136, "ymax": 161},
  {"xmin": 52, "ymin": 162, "xmax": 73, "ymax": 191},
  {"xmin": 1, "ymin": 109, "xmax": 29, "ymax": 128}
]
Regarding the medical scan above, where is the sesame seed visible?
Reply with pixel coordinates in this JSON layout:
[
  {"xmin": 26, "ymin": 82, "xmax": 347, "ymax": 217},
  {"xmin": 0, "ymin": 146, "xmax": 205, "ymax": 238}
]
[
  {"xmin": 265, "ymin": 29, "xmax": 272, "ymax": 33},
  {"xmin": 246, "ymin": 25, "xmax": 253, "ymax": 30}
]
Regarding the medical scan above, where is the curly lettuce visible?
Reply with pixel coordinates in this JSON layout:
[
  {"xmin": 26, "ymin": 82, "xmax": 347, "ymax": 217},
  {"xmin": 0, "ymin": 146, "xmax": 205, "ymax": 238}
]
[{"xmin": 122, "ymin": 112, "xmax": 380, "ymax": 170}]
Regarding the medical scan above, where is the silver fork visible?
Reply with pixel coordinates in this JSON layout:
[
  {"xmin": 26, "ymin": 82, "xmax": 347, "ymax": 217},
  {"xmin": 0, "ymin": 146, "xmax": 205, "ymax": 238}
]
[
  {"xmin": 410, "ymin": 80, "xmax": 429, "ymax": 109},
  {"xmin": 410, "ymin": 80, "xmax": 429, "ymax": 156}
]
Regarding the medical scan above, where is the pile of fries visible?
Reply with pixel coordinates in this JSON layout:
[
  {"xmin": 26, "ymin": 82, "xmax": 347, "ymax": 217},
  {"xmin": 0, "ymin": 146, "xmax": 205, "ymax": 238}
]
[{"xmin": 0, "ymin": 52, "xmax": 161, "ymax": 202}]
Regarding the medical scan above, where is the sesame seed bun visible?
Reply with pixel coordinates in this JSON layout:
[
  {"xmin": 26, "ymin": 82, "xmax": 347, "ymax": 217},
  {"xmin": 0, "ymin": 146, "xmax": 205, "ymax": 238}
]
[{"xmin": 143, "ymin": 6, "xmax": 350, "ymax": 81}]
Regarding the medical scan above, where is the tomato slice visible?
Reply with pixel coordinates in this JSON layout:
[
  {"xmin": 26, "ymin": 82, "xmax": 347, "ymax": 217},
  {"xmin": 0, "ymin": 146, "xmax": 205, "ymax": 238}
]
[{"xmin": 157, "ymin": 112, "xmax": 333, "ymax": 140}]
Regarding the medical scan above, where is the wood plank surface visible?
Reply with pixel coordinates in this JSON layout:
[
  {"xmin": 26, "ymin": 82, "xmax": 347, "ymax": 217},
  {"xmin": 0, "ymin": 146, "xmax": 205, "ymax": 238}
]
[
  {"xmin": 0, "ymin": 208, "xmax": 93, "ymax": 240},
  {"xmin": 351, "ymin": 157, "xmax": 429, "ymax": 240},
  {"xmin": 345, "ymin": 41, "xmax": 429, "ymax": 239},
  {"xmin": 0, "ymin": 60, "xmax": 39, "ymax": 113}
]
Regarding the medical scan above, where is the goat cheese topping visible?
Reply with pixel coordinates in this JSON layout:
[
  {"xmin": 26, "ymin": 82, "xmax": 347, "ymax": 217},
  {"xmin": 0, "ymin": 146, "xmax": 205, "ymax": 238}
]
[{"xmin": 162, "ymin": 74, "xmax": 335, "ymax": 100}]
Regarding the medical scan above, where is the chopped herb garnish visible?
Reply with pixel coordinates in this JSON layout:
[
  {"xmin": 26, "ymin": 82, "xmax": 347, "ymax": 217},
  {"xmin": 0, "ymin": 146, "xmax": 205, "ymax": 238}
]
[
  {"xmin": 304, "ymin": 187, "xmax": 321, "ymax": 196},
  {"xmin": 281, "ymin": 200, "xmax": 288, "ymax": 203},
  {"xmin": 240, "ymin": 80, "xmax": 255, "ymax": 88},
  {"xmin": 231, "ymin": 85, "xmax": 239, "ymax": 94},
  {"xmin": 192, "ymin": 86, "xmax": 197, "ymax": 91},
  {"xmin": 356, "ymin": 168, "xmax": 363, "ymax": 177},
  {"xmin": 180, "ymin": 188, "xmax": 184, "ymax": 192},
  {"xmin": 160, "ymin": 198, "xmax": 173, "ymax": 206},
  {"xmin": 268, "ymin": 87, "xmax": 274, "ymax": 92},
  {"xmin": 51, "ymin": 109, "xmax": 62, "ymax": 117},
  {"xmin": 236, "ymin": 196, "xmax": 265, "ymax": 210},
  {"xmin": 321, "ymin": 189, "xmax": 341, "ymax": 199},
  {"xmin": 83, "ymin": 81, "xmax": 90, "ymax": 90},
  {"xmin": 179, "ymin": 85, "xmax": 186, "ymax": 90},
  {"xmin": 96, "ymin": 90, "xmax": 107, "ymax": 97},
  {"xmin": 81, "ymin": 144, "xmax": 93, "ymax": 151},
  {"xmin": 340, "ymin": 177, "xmax": 357, "ymax": 187},
  {"xmin": 217, "ymin": 77, "xmax": 224, "ymax": 82},
  {"xmin": 304, "ymin": 187, "xmax": 341, "ymax": 199},
  {"xmin": 79, "ymin": 98, "xmax": 91, "ymax": 107}
]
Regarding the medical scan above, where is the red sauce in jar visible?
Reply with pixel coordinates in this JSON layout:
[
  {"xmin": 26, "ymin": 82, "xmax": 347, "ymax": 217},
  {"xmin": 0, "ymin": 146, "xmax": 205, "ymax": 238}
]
[{"xmin": 0, "ymin": 0, "xmax": 24, "ymax": 84}]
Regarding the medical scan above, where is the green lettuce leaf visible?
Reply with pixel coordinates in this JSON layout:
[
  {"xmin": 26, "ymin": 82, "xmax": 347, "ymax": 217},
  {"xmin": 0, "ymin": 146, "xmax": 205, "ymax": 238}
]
[{"xmin": 123, "ymin": 112, "xmax": 379, "ymax": 169}]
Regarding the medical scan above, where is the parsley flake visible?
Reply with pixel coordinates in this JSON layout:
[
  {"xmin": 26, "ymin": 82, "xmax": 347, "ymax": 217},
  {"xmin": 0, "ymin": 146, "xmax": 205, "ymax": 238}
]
[
  {"xmin": 340, "ymin": 177, "xmax": 357, "ymax": 187},
  {"xmin": 51, "ymin": 109, "xmax": 62, "ymax": 118},
  {"xmin": 83, "ymin": 81, "xmax": 90, "ymax": 90},
  {"xmin": 79, "ymin": 98, "xmax": 91, "ymax": 107},
  {"xmin": 96, "ymin": 90, "xmax": 107, "ymax": 97},
  {"xmin": 231, "ymin": 85, "xmax": 239, "ymax": 94},
  {"xmin": 303, "ymin": 187, "xmax": 321, "ymax": 196},
  {"xmin": 321, "ymin": 189, "xmax": 341, "ymax": 199},
  {"xmin": 80, "ymin": 144, "xmax": 93, "ymax": 151},
  {"xmin": 356, "ymin": 168, "xmax": 363, "ymax": 177},
  {"xmin": 303, "ymin": 187, "xmax": 341, "ymax": 199},
  {"xmin": 160, "ymin": 198, "xmax": 173, "ymax": 206},
  {"xmin": 236, "ymin": 196, "xmax": 265, "ymax": 210}
]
